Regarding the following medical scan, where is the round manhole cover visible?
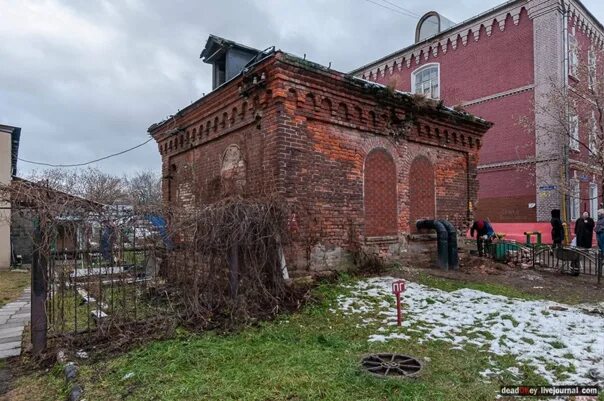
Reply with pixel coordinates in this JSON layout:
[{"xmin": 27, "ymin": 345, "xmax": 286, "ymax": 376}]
[{"xmin": 360, "ymin": 353, "xmax": 422, "ymax": 378}]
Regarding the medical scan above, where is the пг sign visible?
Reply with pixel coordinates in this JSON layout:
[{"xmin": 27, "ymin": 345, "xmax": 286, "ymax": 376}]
[{"xmin": 392, "ymin": 280, "xmax": 406, "ymax": 294}]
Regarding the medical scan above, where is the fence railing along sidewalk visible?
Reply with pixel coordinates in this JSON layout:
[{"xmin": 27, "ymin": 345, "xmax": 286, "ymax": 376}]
[{"xmin": 474, "ymin": 238, "xmax": 603, "ymax": 283}]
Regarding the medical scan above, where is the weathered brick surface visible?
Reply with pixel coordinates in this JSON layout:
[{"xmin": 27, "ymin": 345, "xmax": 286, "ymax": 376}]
[{"xmin": 150, "ymin": 53, "xmax": 490, "ymax": 272}]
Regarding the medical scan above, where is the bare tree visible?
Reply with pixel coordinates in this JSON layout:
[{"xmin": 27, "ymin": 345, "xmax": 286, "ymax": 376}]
[
  {"xmin": 124, "ymin": 170, "xmax": 162, "ymax": 207},
  {"xmin": 27, "ymin": 167, "xmax": 126, "ymax": 205},
  {"xmin": 520, "ymin": 45, "xmax": 604, "ymax": 226},
  {"xmin": 78, "ymin": 168, "xmax": 126, "ymax": 205}
]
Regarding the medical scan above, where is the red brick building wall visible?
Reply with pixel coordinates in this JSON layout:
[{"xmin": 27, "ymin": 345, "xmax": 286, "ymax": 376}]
[
  {"xmin": 354, "ymin": 0, "xmax": 604, "ymax": 224},
  {"xmin": 357, "ymin": 6, "xmax": 535, "ymax": 222}
]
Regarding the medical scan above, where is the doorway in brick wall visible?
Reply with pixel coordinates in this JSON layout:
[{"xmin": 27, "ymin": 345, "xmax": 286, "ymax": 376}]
[
  {"xmin": 363, "ymin": 148, "xmax": 398, "ymax": 237},
  {"xmin": 409, "ymin": 155, "xmax": 435, "ymax": 230}
]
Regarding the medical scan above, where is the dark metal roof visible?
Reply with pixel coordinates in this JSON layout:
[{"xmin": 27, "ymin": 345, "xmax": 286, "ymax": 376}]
[
  {"xmin": 0, "ymin": 124, "xmax": 21, "ymax": 176},
  {"xmin": 200, "ymin": 34, "xmax": 261, "ymax": 63}
]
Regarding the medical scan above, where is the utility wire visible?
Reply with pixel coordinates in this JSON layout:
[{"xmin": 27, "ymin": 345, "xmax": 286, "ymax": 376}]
[
  {"xmin": 362, "ymin": 0, "xmax": 419, "ymax": 18},
  {"xmin": 18, "ymin": 137, "xmax": 154, "ymax": 168},
  {"xmin": 378, "ymin": 0, "xmax": 421, "ymax": 17},
  {"xmin": 363, "ymin": 0, "xmax": 438, "ymax": 25}
]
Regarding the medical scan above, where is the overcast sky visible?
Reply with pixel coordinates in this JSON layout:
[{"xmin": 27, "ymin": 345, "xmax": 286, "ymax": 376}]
[{"xmin": 2, "ymin": 0, "xmax": 604, "ymax": 176}]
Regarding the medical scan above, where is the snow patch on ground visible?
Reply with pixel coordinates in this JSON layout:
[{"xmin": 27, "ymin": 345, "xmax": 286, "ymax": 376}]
[{"xmin": 336, "ymin": 277, "xmax": 604, "ymax": 386}]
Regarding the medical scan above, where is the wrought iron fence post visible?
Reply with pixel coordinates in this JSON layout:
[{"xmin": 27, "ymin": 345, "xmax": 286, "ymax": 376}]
[
  {"xmin": 598, "ymin": 249, "xmax": 602, "ymax": 285},
  {"xmin": 31, "ymin": 218, "xmax": 48, "ymax": 355}
]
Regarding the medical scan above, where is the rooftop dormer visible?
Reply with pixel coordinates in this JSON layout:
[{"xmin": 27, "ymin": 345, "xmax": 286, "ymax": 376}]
[
  {"xmin": 200, "ymin": 35, "xmax": 261, "ymax": 90},
  {"xmin": 415, "ymin": 12, "xmax": 455, "ymax": 43}
]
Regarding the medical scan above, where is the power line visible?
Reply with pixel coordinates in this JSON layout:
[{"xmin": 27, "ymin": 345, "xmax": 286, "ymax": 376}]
[
  {"xmin": 378, "ymin": 0, "xmax": 421, "ymax": 18},
  {"xmin": 362, "ymin": 0, "xmax": 419, "ymax": 18},
  {"xmin": 18, "ymin": 137, "xmax": 154, "ymax": 168},
  {"xmin": 363, "ymin": 0, "xmax": 438, "ymax": 25}
]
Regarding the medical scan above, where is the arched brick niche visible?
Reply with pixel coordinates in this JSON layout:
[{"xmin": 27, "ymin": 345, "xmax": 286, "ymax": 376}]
[
  {"xmin": 221, "ymin": 144, "xmax": 246, "ymax": 194},
  {"xmin": 409, "ymin": 155, "xmax": 435, "ymax": 230},
  {"xmin": 364, "ymin": 148, "xmax": 398, "ymax": 237}
]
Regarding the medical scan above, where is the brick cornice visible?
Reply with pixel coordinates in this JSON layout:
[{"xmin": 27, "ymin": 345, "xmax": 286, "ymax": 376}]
[
  {"xmin": 564, "ymin": 0, "xmax": 604, "ymax": 49},
  {"xmin": 275, "ymin": 84, "xmax": 485, "ymax": 155},
  {"xmin": 352, "ymin": 1, "xmax": 528, "ymax": 79}
]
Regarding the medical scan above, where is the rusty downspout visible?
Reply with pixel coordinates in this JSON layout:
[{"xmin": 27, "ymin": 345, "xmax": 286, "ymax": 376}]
[{"xmin": 416, "ymin": 219, "xmax": 449, "ymax": 270}]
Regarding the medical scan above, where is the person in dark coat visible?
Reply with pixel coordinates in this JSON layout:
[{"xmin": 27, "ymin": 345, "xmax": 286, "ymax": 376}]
[
  {"xmin": 550, "ymin": 209, "xmax": 564, "ymax": 248},
  {"xmin": 595, "ymin": 209, "xmax": 604, "ymax": 253},
  {"xmin": 470, "ymin": 219, "xmax": 495, "ymax": 257},
  {"xmin": 574, "ymin": 211, "xmax": 595, "ymax": 248}
]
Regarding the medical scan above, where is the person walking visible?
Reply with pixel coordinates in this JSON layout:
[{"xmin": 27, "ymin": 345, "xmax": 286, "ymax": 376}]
[
  {"xmin": 595, "ymin": 209, "xmax": 604, "ymax": 253},
  {"xmin": 574, "ymin": 211, "xmax": 595, "ymax": 248},
  {"xmin": 470, "ymin": 219, "xmax": 495, "ymax": 257},
  {"xmin": 550, "ymin": 209, "xmax": 564, "ymax": 248}
]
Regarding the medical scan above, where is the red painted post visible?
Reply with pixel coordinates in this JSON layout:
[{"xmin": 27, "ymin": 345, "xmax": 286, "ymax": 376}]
[
  {"xmin": 392, "ymin": 280, "xmax": 406, "ymax": 326},
  {"xmin": 395, "ymin": 293, "xmax": 402, "ymax": 326}
]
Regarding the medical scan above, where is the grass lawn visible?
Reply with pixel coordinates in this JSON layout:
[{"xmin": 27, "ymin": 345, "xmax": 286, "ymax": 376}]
[
  {"xmin": 0, "ymin": 270, "xmax": 29, "ymax": 307},
  {"xmin": 10, "ymin": 277, "xmax": 575, "ymax": 401}
]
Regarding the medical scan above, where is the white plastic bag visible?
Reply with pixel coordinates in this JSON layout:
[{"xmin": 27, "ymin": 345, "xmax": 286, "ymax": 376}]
[{"xmin": 570, "ymin": 237, "xmax": 577, "ymax": 247}]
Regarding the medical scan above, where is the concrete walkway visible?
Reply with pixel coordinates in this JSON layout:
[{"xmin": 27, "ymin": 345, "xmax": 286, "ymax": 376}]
[{"xmin": 0, "ymin": 289, "xmax": 30, "ymax": 359}]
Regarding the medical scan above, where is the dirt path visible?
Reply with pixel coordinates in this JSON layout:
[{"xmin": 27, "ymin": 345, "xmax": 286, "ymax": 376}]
[
  {"xmin": 0, "ymin": 288, "xmax": 30, "ymax": 398},
  {"xmin": 396, "ymin": 251, "xmax": 604, "ymax": 305}
]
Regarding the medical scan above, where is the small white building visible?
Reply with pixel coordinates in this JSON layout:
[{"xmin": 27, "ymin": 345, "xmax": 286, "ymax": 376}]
[{"xmin": 0, "ymin": 124, "xmax": 20, "ymax": 270}]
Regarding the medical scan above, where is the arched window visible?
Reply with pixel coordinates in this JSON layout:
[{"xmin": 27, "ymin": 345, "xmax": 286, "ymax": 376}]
[
  {"xmin": 412, "ymin": 63, "xmax": 440, "ymax": 99},
  {"xmin": 417, "ymin": 15, "xmax": 439, "ymax": 41},
  {"xmin": 569, "ymin": 27, "xmax": 579, "ymax": 77},
  {"xmin": 415, "ymin": 11, "xmax": 455, "ymax": 43}
]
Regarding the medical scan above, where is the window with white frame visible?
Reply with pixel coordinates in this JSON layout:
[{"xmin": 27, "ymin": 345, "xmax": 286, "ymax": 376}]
[
  {"xmin": 590, "ymin": 182, "xmax": 598, "ymax": 218},
  {"xmin": 588, "ymin": 48, "xmax": 596, "ymax": 89},
  {"xmin": 589, "ymin": 110, "xmax": 598, "ymax": 154},
  {"xmin": 569, "ymin": 112, "xmax": 580, "ymax": 151},
  {"xmin": 571, "ymin": 179, "xmax": 580, "ymax": 220},
  {"xmin": 412, "ymin": 64, "xmax": 439, "ymax": 99},
  {"xmin": 569, "ymin": 29, "xmax": 579, "ymax": 77}
]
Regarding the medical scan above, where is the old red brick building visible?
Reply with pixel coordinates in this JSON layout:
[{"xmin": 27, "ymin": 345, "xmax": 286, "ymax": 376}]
[{"xmin": 149, "ymin": 37, "xmax": 492, "ymax": 272}]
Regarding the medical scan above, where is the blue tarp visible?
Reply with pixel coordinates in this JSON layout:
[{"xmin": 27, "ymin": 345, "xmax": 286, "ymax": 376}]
[{"xmin": 146, "ymin": 214, "xmax": 173, "ymax": 250}]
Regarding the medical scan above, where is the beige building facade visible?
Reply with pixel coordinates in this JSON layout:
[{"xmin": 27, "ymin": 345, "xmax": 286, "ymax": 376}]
[{"xmin": 0, "ymin": 124, "xmax": 20, "ymax": 270}]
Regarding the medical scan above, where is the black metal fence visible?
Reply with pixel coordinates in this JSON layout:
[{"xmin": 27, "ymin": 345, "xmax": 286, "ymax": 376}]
[
  {"xmin": 28, "ymin": 213, "xmax": 172, "ymax": 355},
  {"xmin": 45, "ymin": 246, "xmax": 165, "ymax": 337},
  {"xmin": 476, "ymin": 239, "xmax": 603, "ymax": 283}
]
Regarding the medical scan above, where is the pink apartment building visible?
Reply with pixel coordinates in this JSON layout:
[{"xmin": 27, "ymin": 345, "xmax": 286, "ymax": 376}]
[{"xmin": 353, "ymin": 0, "xmax": 604, "ymax": 225}]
